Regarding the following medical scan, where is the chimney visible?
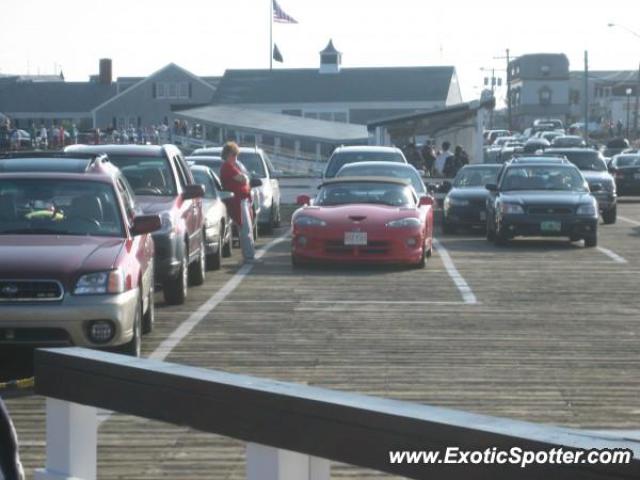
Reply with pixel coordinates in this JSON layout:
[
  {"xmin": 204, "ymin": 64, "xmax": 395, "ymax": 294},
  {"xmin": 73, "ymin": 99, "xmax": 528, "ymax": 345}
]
[
  {"xmin": 99, "ymin": 58, "xmax": 112, "ymax": 85},
  {"xmin": 319, "ymin": 40, "xmax": 342, "ymax": 74}
]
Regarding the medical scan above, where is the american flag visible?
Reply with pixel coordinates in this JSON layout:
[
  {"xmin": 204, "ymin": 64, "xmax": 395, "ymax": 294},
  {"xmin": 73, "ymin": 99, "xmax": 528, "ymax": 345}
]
[{"xmin": 273, "ymin": 0, "xmax": 297, "ymax": 24}]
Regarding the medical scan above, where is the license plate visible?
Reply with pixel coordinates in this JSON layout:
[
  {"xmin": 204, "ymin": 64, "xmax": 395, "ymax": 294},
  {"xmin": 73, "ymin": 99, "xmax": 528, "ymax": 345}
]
[
  {"xmin": 634, "ymin": 173, "xmax": 640, "ymax": 180},
  {"xmin": 541, "ymin": 221, "xmax": 561, "ymax": 232},
  {"xmin": 344, "ymin": 231, "xmax": 367, "ymax": 246},
  {"xmin": 479, "ymin": 211, "xmax": 487, "ymax": 221}
]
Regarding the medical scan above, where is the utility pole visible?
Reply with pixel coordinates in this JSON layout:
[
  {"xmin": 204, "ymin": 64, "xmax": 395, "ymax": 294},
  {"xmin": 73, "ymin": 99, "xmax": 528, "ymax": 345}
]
[
  {"xmin": 584, "ymin": 51, "xmax": 589, "ymax": 142},
  {"xmin": 635, "ymin": 62, "xmax": 639, "ymax": 138},
  {"xmin": 506, "ymin": 49, "xmax": 512, "ymax": 131}
]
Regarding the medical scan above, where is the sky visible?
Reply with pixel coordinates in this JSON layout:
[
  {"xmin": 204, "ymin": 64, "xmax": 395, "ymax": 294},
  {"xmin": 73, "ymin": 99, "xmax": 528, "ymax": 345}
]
[{"xmin": 1, "ymin": 0, "xmax": 639, "ymax": 103}]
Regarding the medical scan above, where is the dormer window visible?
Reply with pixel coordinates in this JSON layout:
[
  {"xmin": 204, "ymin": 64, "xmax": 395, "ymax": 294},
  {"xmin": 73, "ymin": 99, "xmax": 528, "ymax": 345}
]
[{"xmin": 541, "ymin": 65, "xmax": 550, "ymax": 76}]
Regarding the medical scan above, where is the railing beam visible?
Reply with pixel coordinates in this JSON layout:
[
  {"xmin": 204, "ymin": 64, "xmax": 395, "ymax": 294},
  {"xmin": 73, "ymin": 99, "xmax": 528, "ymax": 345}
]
[
  {"xmin": 35, "ymin": 398, "xmax": 97, "ymax": 480},
  {"xmin": 246, "ymin": 443, "xmax": 330, "ymax": 480}
]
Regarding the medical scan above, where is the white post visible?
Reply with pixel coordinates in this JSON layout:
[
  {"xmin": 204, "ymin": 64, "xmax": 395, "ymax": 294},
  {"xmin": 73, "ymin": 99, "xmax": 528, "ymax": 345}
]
[
  {"xmin": 274, "ymin": 137, "xmax": 281, "ymax": 155},
  {"xmin": 294, "ymin": 140, "xmax": 301, "ymax": 160},
  {"xmin": 35, "ymin": 398, "xmax": 97, "ymax": 480},
  {"xmin": 246, "ymin": 443, "xmax": 330, "ymax": 480}
]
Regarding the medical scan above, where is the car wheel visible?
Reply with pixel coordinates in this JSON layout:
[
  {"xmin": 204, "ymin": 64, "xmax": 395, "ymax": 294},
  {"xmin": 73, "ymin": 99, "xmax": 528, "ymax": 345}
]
[
  {"xmin": 142, "ymin": 284, "xmax": 155, "ymax": 334},
  {"xmin": 164, "ymin": 253, "xmax": 188, "ymax": 305},
  {"xmin": 273, "ymin": 203, "xmax": 281, "ymax": 228},
  {"xmin": 414, "ymin": 246, "xmax": 427, "ymax": 269},
  {"xmin": 189, "ymin": 240, "xmax": 206, "ymax": 285},
  {"xmin": 584, "ymin": 234, "xmax": 598, "ymax": 248},
  {"xmin": 222, "ymin": 224, "xmax": 232, "ymax": 258},
  {"xmin": 207, "ymin": 228, "xmax": 223, "ymax": 270},
  {"xmin": 118, "ymin": 295, "xmax": 142, "ymax": 357},
  {"xmin": 602, "ymin": 205, "xmax": 617, "ymax": 225}
]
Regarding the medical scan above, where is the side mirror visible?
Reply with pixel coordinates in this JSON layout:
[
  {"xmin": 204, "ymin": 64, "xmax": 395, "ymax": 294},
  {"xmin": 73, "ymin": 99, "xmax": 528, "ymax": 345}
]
[
  {"xmin": 250, "ymin": 177, "xmax": 263, "ymax": 188},
  {"xmin": 485, "ymin": 183, "xmax": 498, "ymax": 192},
  {"xmin": 219, "ymin": 191, "xmax": 235, "ymax": 201},
  {"xmin": 419, "ymin": 195, "xmax": 434, "ymax": 207},
  {"xmin": 131, "ymin": 215, "xmax": 161, "ymax": 236},
  {"xmin": 590, "ymin": 183, "xmax": 603, "ymax": 193},
  {"xmin": 296, "ymin": 194, "xmax": 311, "ymax": 206},
  {"xmin": 183, "ymin": 184, "xmax": 205, "ymax": 200}
]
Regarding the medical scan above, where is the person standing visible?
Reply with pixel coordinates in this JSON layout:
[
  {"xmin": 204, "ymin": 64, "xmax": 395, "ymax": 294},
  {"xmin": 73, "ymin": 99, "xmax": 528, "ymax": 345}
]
[
  {"xmin": 421, "ymin": 142, "xmax": 436, "ymax": 177},
  {"xmin": 220, "ymin": 142, "xmax": 255, "ymax": 262},
  {"xmin": 434, "ymin": 141, "xmax": 453, "ymax": 177}
]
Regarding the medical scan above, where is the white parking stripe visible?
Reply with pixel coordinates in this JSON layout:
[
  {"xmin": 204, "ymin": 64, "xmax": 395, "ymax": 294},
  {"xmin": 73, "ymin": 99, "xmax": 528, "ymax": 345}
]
[
  {"xmin": 432, "ymin": 238, "xmax": 478, "ymax": 305},
  {"xmin": 596, "ymin": 246, "xmax": 628, "ymax": 264},
  {"xmin": 149, "ymin": 231, "xmax": 291, "ymax": 362},
  {"xmin": 618, "ymin": 215, "xmax": 640, "ymax": 227},
  {"xmin": 97, "ymin": 231, "xmax": 291, "ymax": 425},
  {"xmin": 222, "ymin": 300, "xmax": 471, "ymax": 305}
]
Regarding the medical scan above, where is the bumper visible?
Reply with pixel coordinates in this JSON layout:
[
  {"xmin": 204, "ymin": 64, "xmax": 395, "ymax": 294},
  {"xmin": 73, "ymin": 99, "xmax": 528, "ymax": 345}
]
[
  {"xmin": 592, "ymin": 191, "xmax": 616, "ymax": 211},
  {"xmin": 291, "ymin": 230, "xmax": 427, "ymax": 265},
  {"xmin": 445, "ymin": 206, "xmax": 487, "ymax": 226},
  {"xmin": 0, "ymin": 288, "xmax": 139, "ymax": 348},
  {"xmin": 152, "ymin": 232, "xmax": 183, "ymax": 282},
  {"xmin": 499, "ymin": 215, "xmax": 598, "ymax": 238}
]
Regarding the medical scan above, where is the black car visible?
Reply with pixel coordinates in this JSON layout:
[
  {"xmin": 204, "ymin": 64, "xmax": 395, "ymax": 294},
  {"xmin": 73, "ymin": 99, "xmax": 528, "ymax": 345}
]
[
  {"xmin": 609, "ymin": 153, "xmax": 640, "ymax": 196},
  {"xmin": 442, "ymin": 165, "xmax": 501, "ymax": 233},
  {"xmin": 544, "ymin": 148, "xmax": 617, "ymax": 224},
  {"xmin": 486, "ymin": 162, "xmax": 599, "ymax": 247},
  {"xmin": 67, "ymin": 144, "xmax": 205, "ymax": 305}
]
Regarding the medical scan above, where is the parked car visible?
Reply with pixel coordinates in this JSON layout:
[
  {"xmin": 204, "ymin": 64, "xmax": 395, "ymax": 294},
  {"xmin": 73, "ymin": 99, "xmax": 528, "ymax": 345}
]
[
  {"xmin": 334, "ymin": 161, "xmax": 429, "ymax": 197},
  {"xmin": 551, "ymin": 136, "xmax": 586, "ymax": 148},
  {"xmin": 484, "ymin": 129, "xmax": 512, "ymax": 145},
  {"xmin": 189, "ymin": 164, "xmax": 233, "ymax": 269},
  {"xmin": 523, "ymin": 138, "xmax": 551, "ymax": 154},
  {"xmin": 186, "ymin": 154, "xmax": 261, "ymax": 240},
  {"xmin": 66, "ymin": 144, "xmax": 205, "ymax": 304},
  {"xmin": 608, "ymin": 153, "xmax": 640, "ymax": 196},
  {"xmin": 191, "ymin": 147, "xmax": 281, "ymax": 233},
  {"xmin": 323, "ymin": 146, "xmax": 408, "ymax": 179},
  {"xmin": 544, "ymin": 148, "xmax": 617, "ymax": 224},
  {"xmin": 292, "ymin": 177, "xmax": 434, "ymax": 268},
  {"xmin": 0, "ymin": 152, "xmax": 161, "ymax": 356},
  {"xmin": 485, "ymin": 161, "xmax": 598, "ymax": 247},
  {"xmin": 442, "ymin": 164, "xmax": 501, "ymax": 233},
  {"xmin": 540, "ymin": 131, "xmax": 563, "ymax": 144},
  {"xmin": 602, "ymin": 138, "xmax": 631, "ymax": 159},
  {"xmin": 534, "ymin": 118, "xmax": 564, "ymax": 130}
]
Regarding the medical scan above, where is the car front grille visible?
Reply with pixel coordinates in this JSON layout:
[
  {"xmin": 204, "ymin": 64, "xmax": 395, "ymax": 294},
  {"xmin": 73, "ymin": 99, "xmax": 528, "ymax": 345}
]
[
  {"xmin": 0, "ymin": 280, "xmax": 64, "ymax": 302},
  {"xmin": 0, "ymin": 328, "xmax": 71, "ymax": 345},
  {"xmin": 527, "ymin": 206, "xmax": 573, "ymax": 215},
  {"xmin": 325, "ymin": 240, "xmax": 390, "ymax": 255}
]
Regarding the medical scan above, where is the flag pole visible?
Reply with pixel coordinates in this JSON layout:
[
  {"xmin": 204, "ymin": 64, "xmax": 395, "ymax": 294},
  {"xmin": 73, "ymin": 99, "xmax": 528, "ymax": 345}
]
[{"xmin": 269, "ymin": 0, "xmax": 273, "ymax": 70}]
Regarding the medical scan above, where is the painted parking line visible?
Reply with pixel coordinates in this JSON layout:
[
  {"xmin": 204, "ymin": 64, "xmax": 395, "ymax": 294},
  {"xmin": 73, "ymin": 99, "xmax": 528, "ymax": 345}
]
[
  {"xmin": 222, "ymin": 300, "xmax": 472, "ymax": 305},
  {"xmin": 596, "ymin": 246, "xmax": 628, "ymax": 264},
  {"xmin": 618, "ymin": 215, "xmax": 640, "ymax": 227},
  {"xmin": 432, "ymin": 238, "xmax": 478, "ymax": 305}
]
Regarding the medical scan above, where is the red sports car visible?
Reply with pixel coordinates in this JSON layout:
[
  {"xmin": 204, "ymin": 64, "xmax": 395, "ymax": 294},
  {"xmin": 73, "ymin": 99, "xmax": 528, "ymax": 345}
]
[{"xmin": 292, "ymin": 177, "xmax": 434, "ymax": 268}]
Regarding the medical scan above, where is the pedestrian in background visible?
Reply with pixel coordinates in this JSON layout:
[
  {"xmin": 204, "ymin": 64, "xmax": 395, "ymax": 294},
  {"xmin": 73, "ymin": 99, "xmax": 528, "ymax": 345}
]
[
  {"xmin": 220, "ymin": 141, "xmax": 255, "ymax": 262},
  {"xmin": 421, "ymin": 142, "xmax": 436, "ymax": 177},
  {"xmin": 434, "ymin": 141, "xmax": 453, "ymax": 177},
  {"xmin": 0, "ymin": 397, "xmax": 24, "ymax": 480}
]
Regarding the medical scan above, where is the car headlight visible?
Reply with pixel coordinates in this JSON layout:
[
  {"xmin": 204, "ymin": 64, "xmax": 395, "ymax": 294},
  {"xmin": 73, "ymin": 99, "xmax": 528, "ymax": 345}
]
[
  {"xmin": 605, "ymin": 181, "xmax": 616, "ymax": 193},
  {"xmin": 577, "ymin": 203, "xmax": 597, "ymax": 216},
  {"xmin": 75, "ymin": 270, "xmax": 126, "ymax": 295},
  {"xmin": 386, "ymin": 217, "xmax": 422, "ymax": 228},
  {"xmin": 294, "ymin": 215, "xmax": 327, "ymax": 227},
  {"xmin": 500, "ymin": 203, "xmax": 524, "ymax": 214},
  {"xmin": 445, "ymin": 197, "xmax": 469, "ymax": 209}
]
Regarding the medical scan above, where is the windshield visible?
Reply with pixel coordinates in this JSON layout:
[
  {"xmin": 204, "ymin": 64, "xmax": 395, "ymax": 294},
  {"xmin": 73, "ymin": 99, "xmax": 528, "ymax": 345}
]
[
  {"xmin": 454, "ymin": 167, "xmax": 499, "ymax": 187},
  {"xmin": 555, "ymin": 151, "xmax": 607, "ymax": 171},
  {"xmin": 613, "ymin": 155, "xmax": 640, "ymax": 167},
  {"xmin": 238, "ymin": 153, "xmax": 266, "ymax": 178},
  {"xmin": 0, "ymin": 179, "xmax": 124, "ymax": 237},
  {"xmin": 108, "ymin": 156, "xmax": 177, "ymax": 196},
  {"xmin": 325, "ymin": 151, "xmax": 405, "ymax": 178},
  {"xmin": 316, "ymin": 182, "xmax": 415, "ymax": 207},
  {"xmin": 336, "ymin": 165, "xmax": 425, "ymax": 194},
  {"xmin": 500, "ymin": 166, "xmax": 588, "ymax": 192}
]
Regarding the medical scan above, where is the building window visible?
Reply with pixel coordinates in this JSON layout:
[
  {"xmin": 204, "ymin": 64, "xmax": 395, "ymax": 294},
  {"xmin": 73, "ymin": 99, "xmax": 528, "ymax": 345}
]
[
  {"xmin": 156, "ymin": 82, "xmax": 166, "ymax": 99},
  {"xmin": 168, "ymin": 83, "xmax": 177, "ymax": 99},
  {"xmin": 541, "ymin": 65, "xmax": 550, "ymax": 76},
  {"xmin": 539, "ymin": 87, "xmax": 552, "ymax": 106},
  {"xmin": 179, "ymin": 82, "xmax": 189, "ymax": 99}
]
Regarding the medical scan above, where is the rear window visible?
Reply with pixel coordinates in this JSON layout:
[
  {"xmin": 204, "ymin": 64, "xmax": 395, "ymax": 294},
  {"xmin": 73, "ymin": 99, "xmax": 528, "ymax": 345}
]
[
  {"xmin": 454, "ymin": 167, "xmax": 499, "ymax": 187},
  {"xmin": 238, "ymin": 153, "xmax": 266, "ymax": 178},
  {"xmin": 613, "ymin": 155, "xmax": 640, "ymax": 167},
  {"xmin": 336, "ymin": 164, "xmax": 425, "ymax": 194},
  {"xmin": 325, "ymin": 151, "xmax": 406, "ymax": 178}
]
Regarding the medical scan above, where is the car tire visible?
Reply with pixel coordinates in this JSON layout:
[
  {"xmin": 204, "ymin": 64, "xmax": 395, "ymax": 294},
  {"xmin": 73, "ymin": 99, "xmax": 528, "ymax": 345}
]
[
  {"xmin": 164, "ymin": 253, "xmax": 188, "ymax": 305},
  {"xmin": 602, "ymin": 205, "xmax": 617, "ymax": 225},
  {"xmin": 142, "ymin": 285, "xmax": 155, "ymax": 334},
  {"xmin": 584, "ymin": 234, "xmax": 598, "ymax": 248},
  {"xmin": 189, "ymin": 240, "xmax": 206, "ymax": 285},
  {"xmin": 206, "ymin": 228, "xmax": 223, "ymax": 271},
  {"xmin": 273, "ymin": 203, "xmax": 281, "ymax": 228},
  {"xmin": 413, "ymin": 246, "xmax": 427, "ymax": 269},
  {"xmin": 117, "ymin": 295, "xmax": 142, "ymax": 357},
  {"xmin": 222, "ymin": 224, "xmax": 232, "ymax": 258}
]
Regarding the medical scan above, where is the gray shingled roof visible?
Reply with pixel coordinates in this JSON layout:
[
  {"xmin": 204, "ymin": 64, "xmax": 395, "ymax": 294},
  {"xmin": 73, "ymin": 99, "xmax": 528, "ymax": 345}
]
[
  {"xmin": 0, "ymin": 81, "xmax": 117, "ymax": 113},
  {"xmin": 212, "ymin": 66, "xmax": 455, "ymax": 105},
  {"xmin": 175, "ymin": 105, "xmax": 369, "ymax": 143}
]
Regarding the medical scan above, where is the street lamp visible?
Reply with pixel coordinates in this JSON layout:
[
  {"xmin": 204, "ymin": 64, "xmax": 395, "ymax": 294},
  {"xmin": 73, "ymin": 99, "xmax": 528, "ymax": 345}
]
[{"xmin": 626, "ymin": 88, "xmax": 632, "ymax": 139}]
